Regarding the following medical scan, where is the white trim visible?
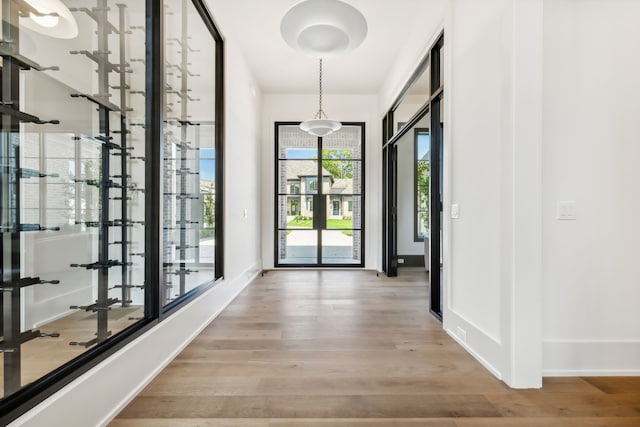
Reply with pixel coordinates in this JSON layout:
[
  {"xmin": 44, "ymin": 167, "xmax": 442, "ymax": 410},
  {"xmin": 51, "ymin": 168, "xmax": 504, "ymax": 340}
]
[
  {"xmin": 447, "ymin": 308, "xmax": 502, "ymax": 345},
  {"xmin": 446, "ymin": 328, "xmax": 502, "ymax": 380},
  {"xmin": 543, "ymin": 339, "xmax": 640, "ymax": 377},
  {"xmin": 544, "ymin": 369, "xmax": 640, "ymax": 377}
]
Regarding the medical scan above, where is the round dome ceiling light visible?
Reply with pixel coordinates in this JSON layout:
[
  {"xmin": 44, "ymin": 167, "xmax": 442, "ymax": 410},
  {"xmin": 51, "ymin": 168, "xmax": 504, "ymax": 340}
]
[{"xmin": 280, "ymin": 0, "xmax": 368, "ymax": 56}]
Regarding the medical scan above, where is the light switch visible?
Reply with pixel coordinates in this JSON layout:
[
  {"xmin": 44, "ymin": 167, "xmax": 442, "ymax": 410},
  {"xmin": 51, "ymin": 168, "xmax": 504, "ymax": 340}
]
[
  {"xmin": 243, "ymin": 208, "xmax": 248, "ymax": 218},
  {"xmin": 451, "ymin": 204, "xmax": 460, "ymax": 219},
  {"xmin": 556, "ymin": 201, "xmax": 576, "ymax": 220}
]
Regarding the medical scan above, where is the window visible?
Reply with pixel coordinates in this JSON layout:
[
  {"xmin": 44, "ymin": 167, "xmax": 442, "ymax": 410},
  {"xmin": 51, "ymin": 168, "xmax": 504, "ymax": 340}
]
[
  {"xmin": 0, "ymin": 0, "xmax": 148, "ymax": 408},
  {"xmin": 288, "ymin": 198, "xmax": 300, "ymax": 215},
  {"xmin": 348, "ymin": 200, "xmax": 353, "ymax": 213},
  {"xmin": 289, "ymin": 182, "xmax": 300, "ymax": 194},
  {"xmin": 332, "ymin": 200, "xmax": 340, "ymax": 216},
  {"xmin": 307, "ymin": 177, "xmax": 318, "ymax": 193},
  {"xmin": 0, "ymin": 0, "xmax": 224, "ymax": 421},
  {"xmin": 415, "ymin": 129, "xmax": 430, "ymax": 241},
  {"xmin": 161, "ymin": 0, "xmax": 223, "ymax": 309}
]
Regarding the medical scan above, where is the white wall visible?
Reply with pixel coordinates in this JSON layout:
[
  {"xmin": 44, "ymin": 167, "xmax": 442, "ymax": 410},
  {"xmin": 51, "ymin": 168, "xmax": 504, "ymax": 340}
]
[
  {"xmin": 380, "ymin": 0, "xmax": 545, "ymax": 387},
  {"xmin": 11, "ymin": 34, "xmax": 264, "ymax": 427},
  {"xmin": 379, "ymin": 1, "xmax": 448, "ymax": 112},
  {"xmin": 541, "ymin": 0, "xmax": 640, "ymax": 375},
  {"xmin": 443, "ymin": 0, "xmax": 544, "ymax": 388},
  {"xmin": 223, "ymin": 38, "xmax": 264, "ymax": 280},
  {"xmin": 261, "ymin": 93, "xmax": 381, "ymax": 270},
  {"xmin": 389, "ymin": 0, "xmax": 640, "ymax": 385}
]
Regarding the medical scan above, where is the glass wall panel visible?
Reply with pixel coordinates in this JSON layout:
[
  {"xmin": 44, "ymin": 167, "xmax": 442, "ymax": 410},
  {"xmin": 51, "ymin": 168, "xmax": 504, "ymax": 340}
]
[
  {"xmin": 392, "ymin": 63, "xmax": 430, "ymax": 136},
  {"xmin": 162, "ymin": 0, "xmax": 217, "ymax": 307},
  {"xmin": 0, "ymin": 0, "xmax": 146, "ymax": 399},
  {"xmin": 415, "ymin": 129, "xmax": 430, "ymax": 240}
]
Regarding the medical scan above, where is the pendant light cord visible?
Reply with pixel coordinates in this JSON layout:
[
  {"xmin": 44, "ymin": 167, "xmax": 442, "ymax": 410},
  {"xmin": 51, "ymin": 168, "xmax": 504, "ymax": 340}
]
[{"xmin": 316, "ymin": 59, "xmax": 326, "ymax": 119}]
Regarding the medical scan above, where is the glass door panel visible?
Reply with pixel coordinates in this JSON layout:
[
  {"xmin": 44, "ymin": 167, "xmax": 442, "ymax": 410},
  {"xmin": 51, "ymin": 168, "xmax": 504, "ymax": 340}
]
[
  {"xmin": 322, "ymin": 230, "xmax": 361, "ymax": 265},
  {"xmin": 277, "ymin": 230, "xmax": 318, "ymax": 265},
  {"xmin": 275, "ymin": 123, "xmax": 364, "ymax": 267}
]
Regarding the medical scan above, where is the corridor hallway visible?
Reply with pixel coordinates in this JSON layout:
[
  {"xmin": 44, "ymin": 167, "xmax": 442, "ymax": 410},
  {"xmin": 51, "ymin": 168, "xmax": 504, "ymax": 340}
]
[{"xmin": 111, "ymin": 270, "xmax": 640, "ymax": 426}]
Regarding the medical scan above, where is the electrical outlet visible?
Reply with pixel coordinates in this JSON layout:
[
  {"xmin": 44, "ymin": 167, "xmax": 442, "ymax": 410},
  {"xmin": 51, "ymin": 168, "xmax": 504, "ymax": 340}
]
[
  {"xmin": 456, "ymin": 326, "xmax": 467, "ymax": 343},
  {"xmin": 557, "ymin": 201, "xmax": 577, "ymax": 220},
  {"xmin": 398, "ymin": 258, "xmax": 405, "ymax": 264}
]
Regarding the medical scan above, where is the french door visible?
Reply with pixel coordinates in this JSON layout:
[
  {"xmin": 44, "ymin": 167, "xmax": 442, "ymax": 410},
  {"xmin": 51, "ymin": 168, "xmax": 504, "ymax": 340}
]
[{"xmin": 275, "ymin": 122, "xmax": 364, "ymax": 267}]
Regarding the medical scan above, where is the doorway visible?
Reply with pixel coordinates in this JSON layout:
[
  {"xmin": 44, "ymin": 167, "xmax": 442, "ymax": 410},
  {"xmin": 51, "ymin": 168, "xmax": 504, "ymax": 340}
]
[
  {"xmin": 382, "ymin": 34, "xmax": 444, "ymax": 319},
  {"xmin": 275, "ymin": 122, "xmax": 365, "ymax": 267}
]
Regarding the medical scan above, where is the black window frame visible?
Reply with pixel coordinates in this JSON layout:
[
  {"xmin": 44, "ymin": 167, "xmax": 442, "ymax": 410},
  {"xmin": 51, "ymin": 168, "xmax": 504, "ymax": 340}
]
[
  {"xmin": 0, "ymin": 0, "xmax": 224, "ymax": 423},
  {"xmin": 274, "ymin": 121, "xmax": 366, "ymax": 268}
]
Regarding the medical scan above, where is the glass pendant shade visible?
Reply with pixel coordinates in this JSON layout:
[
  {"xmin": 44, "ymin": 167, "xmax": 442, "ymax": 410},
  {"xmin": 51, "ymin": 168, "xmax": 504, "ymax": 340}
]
[
  {"xmin": 300, "ymin": 118, "xmax": 342, "ymax": 137},
  {"xmin": 20, "ymin": 0, "xmax": 79, "ymax": 39},
  {"xmin": 281, "ymin": 0, "xmax": 367, "ymax": 57}
]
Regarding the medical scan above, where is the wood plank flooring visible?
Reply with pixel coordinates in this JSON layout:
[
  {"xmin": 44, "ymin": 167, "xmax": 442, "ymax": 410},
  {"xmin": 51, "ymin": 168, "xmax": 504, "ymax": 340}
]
[
  {"xmin": 111, "ymin": 270, "xmax": 640, "ymax": 426},
  {"xmin": 1, "ymin": 306, "xmax": 143, "ymax": 398}
]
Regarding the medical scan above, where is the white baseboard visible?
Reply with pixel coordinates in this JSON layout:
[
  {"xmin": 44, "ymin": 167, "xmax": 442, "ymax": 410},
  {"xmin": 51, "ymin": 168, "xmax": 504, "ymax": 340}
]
[
  {"xmin": 543, "ymin": 339, "xmax": 640, "ymax": 376},
  {"xmin": 443, "ymin": 308, "xmax": 505, "ymax": 383},
  {"xmin": 10, "ymin": 262, "xmax": 262, "ymax": 427},
  {"xmin": 445, "ymin": 328, "xmax": 503, "ymax": 380}
]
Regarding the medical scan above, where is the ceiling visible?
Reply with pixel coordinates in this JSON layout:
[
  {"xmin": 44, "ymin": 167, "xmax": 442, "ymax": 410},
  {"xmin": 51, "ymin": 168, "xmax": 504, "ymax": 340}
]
[{"xmin": 206, "ymin": 0, "xmax": 444, "ymax": 95}]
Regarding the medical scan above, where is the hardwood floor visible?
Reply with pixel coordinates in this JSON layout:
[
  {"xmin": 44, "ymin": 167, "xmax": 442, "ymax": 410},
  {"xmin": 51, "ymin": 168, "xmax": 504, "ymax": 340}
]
[
  {"xmin": 1, "ymin": 306, "xmax": 143, "ymax": 398},
  {"xmin": 111, "ymin": 270, "xmax": 640, "ymax": 426}
]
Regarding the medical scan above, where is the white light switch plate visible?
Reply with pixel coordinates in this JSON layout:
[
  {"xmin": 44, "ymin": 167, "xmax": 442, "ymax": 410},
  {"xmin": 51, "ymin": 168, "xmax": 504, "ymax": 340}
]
[{"xmin": 451, "ymin": 204, "xmax": 460, "ymax": 219}]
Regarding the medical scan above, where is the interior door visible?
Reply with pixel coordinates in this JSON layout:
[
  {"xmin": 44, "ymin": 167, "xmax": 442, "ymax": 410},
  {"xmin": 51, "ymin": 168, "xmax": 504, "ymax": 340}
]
[{"xmin": 275, "ymin": 123, "xmax": 364, "ymax": 267}]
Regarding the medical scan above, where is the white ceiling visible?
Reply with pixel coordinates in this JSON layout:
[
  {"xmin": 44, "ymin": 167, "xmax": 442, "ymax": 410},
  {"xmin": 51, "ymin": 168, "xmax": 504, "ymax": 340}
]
[{"xmin": 206, "ymin": 0, "xmax": 443, "ymax": 95}]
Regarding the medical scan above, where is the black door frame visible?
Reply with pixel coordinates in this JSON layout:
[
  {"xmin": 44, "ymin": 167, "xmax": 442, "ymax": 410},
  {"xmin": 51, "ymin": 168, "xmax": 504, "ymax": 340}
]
[
  {"xmin": 274, "ymin": 121, "xmax": 365, "ymax": 268},
  {"xmin": 382, "ymin": 33, "xmax": 444, "ymax": 319}
]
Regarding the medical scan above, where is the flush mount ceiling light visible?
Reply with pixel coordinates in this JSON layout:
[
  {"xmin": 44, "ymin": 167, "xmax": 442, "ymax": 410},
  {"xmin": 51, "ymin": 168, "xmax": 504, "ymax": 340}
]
[
  {"xmin": 300, "ymin": 59, "xmax": 342, "ymax": 137},
  {"xmin": 280, "ymin": 0, "xmax": 367, "ymax": 56},
  {"xmin": 19, "ymin": 0, "xmax": 79, "ymax": 39}
]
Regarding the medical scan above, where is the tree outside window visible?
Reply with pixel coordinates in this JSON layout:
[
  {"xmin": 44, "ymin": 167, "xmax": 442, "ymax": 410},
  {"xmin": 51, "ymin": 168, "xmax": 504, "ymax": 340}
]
[{"xmin": 415, "ymin": 130, "xmax": 430, "ymax": 240}]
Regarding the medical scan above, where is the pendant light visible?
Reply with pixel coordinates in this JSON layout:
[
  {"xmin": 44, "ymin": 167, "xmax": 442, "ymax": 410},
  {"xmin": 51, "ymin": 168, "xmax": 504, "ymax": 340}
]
[{"xmin": 300, "ymin": 59, "xmax": 341, "ymax": 137}]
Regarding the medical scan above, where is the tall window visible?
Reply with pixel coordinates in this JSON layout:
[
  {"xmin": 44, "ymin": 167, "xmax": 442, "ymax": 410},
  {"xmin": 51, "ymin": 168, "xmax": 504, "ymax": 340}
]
[
  {"xmin": 307, "ymin": 177, "xmax": 318, "ymax": 193},
  {"xmin": 0, "ymin": 0, "xmax": 224, "ymax": 421},
  {"xmin": 0, "ymin": 0, "xmax": 147, "ymax": 409},
  {"xmin": 415, "ymin": 129, "xmax": 430, "ymax": 241},
  {"xmin": 161, "ymin": 0, "xmax": 223, "ymax": 309}
]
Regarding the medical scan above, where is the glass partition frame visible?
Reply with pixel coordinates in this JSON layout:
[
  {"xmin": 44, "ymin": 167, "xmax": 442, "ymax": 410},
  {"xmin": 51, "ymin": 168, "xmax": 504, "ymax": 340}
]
[
  {"xmin": 0, "ymin": 0, "xmax": 224, "ymax": 422},
  {"xmin": 382, "ymin": 33, "xmax": 443, "ymax": 319}
]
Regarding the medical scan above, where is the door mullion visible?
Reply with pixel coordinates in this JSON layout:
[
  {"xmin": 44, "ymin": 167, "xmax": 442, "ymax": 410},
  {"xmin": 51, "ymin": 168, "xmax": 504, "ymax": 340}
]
[{"xmin": 316, "ymin": 136, "xmax": 323, "ymax": 265}]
